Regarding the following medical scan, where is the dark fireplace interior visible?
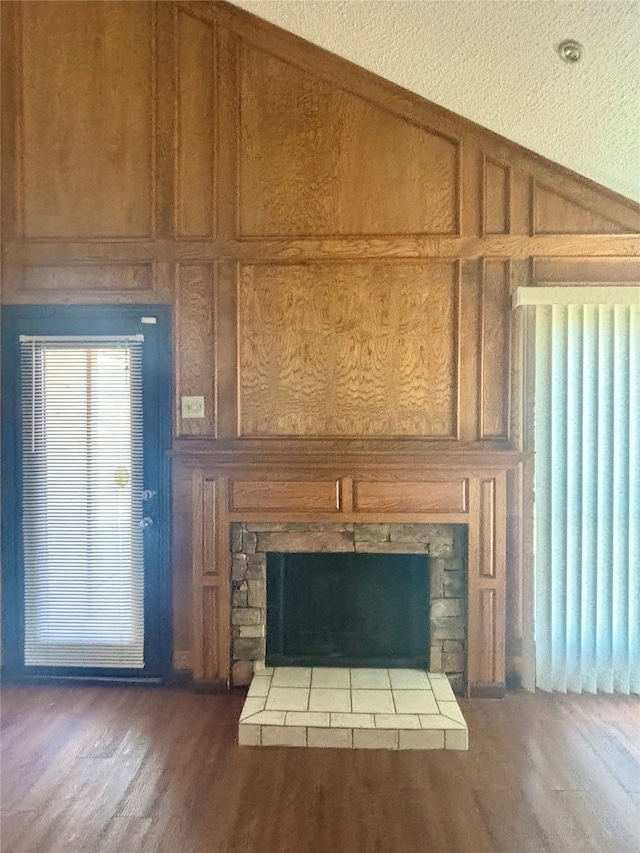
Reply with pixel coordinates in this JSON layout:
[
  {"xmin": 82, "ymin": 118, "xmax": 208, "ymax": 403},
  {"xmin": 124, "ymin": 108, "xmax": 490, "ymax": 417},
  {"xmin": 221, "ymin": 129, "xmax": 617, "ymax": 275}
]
[{"xmin": 266, "ymin": 552, "xmax": 430, "ymax": 668}]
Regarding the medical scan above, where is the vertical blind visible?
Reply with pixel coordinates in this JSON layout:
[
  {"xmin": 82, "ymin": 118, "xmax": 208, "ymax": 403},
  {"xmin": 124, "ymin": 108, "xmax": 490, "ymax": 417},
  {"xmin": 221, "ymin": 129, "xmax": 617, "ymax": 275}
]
[
  {"xmin": 533, "ymin": 302, "xmax": 639, "ymax": 694},
  {"xmin": 20, "ymin": 336, "xmax": 145, "ymax": 669}
]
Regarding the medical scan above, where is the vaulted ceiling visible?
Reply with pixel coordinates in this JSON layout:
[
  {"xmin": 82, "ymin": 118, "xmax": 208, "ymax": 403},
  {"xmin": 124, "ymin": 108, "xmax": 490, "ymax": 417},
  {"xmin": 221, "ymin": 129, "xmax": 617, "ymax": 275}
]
[{"xmin": 232, "ymin": 0, "xmax": 640, "ymax": 202}]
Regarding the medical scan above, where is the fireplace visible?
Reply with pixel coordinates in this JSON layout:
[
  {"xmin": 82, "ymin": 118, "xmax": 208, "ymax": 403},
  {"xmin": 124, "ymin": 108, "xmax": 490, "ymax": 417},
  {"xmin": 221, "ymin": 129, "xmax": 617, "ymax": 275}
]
[
  {"xmin": 189, "ymin": 466, "xmax": 509, "ymax": 696},
  {"xmin": 231, "ymin": 522, "xmax": 467, "ymax": 693},
  {"xmin": 266, "ymin": 552, "xmax": 430, "ymax": 668}
]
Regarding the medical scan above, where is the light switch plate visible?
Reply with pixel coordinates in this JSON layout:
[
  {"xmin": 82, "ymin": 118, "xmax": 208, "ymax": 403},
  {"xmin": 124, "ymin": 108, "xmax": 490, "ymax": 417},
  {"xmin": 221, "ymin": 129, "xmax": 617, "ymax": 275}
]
[{"xmin": 181, "ymin": 395, "xmax": 205, "ymax": 419}]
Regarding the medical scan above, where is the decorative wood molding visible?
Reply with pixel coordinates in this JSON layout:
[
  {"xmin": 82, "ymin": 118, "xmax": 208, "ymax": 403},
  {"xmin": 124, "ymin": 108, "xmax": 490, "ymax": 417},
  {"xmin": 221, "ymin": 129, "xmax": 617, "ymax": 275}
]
[
  {"xmin": 3, "ymin": 0, "xmax": 640, "ymax": 686},
  {"xmin": 189, "ymin": 462, "xmax": 510, "ymax": 693}
]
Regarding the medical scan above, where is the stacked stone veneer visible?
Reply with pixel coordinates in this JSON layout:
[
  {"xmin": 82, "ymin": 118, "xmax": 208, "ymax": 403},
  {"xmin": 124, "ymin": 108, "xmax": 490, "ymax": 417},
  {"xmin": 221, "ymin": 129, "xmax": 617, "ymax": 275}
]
[{"xmin": 230, "ymin": 522, "xmax": 468, "ymax": 694}]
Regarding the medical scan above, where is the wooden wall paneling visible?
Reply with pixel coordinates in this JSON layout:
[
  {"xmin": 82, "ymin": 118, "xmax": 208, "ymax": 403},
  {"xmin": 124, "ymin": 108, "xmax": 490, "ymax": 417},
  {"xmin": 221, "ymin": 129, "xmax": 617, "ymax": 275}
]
[
  {"xmin": 201, "ymin": 479, "xmax": 217, "ymax": 576},
  {"xmin": 214, "ymin": 477, "xmax": 231, "ymax": 684},
  {"xmin": 238, "ymin": 261, "xmax": 458, "ymax": 437},
  {"xmin": 201, "ymin": 586, "xmax": 221, "ymax": 682},
  {"xmin": 5, "ymin": 0, "xmax": 640, "ymax": 686},
  {"xmin": 482, "ymin": 157, "xmax": 511, "ymax": 236},
  {"xmin": 214, "ymin": 261, "xmax": 239, "ymax": 439},
  {"xmin": 532, "ymin": 257, "xmax": 640, "ymax": 285},
  {"xmin": 509, "ymin": 281, "xmax": 528, "ymax": 448},
  {"xmin": 458, "ymin": 260, "xmax": 480, "ymax": 441},
  {"xmin": 467, "ymin": 474, "xmax": 506, "ymax": 693},
  {"xmin": 509, "ymin": 168, "xmax": 532, "ymax": 236},
  {"xmin": 460, "ymin": 143, "xmax": 480, "ymax": 237},
  {"xmin": 20, "ymin": 1, "xmax": 155, "ymax": 239},
  {"xmin": 533, "ymin": 183, "xmax": 639, "ymax": 236},
  {"xmin": 175, "ymin": 7, "xmax": 216, "ymax": 238},
  {"xmin": 192, "ymin": 474, "xmax": 230, "ymax": 685},
  {"xmin": 174, "ymin": 264, "xmax": 216, "ymax": 436},
  {"xmin": 339, "ymin": 477, "xmax": 354, "ymax": 513},
  {"xmin": 191, "ymin": 472, "xmax": 205, "ymax": 680},
  {"xmin": 155, "ymin": 1, "xmax": 177, "ymax": 240},
  {"xmin": 480, "ymin": 259, "xmax": 510, "ymax": 439},
  {"xmin": 215, "ymin": 25, "xmax": 239, "ymax": 239},
  {"xmin": 225, "ymin": 234, "xmax": 640, "ymax": 263},
  {"xmin": 171, "ymin": 461, "xmax": 193, "ymax": 669},
  {"xmin": 353, "ymin": 480, "xmax": 468, "ymax": 514},
  {"xmin": 237, "ymin": 39, "xmax": 459, "ymax": 238},
  {"xmin": 22, "ymin": 264, "xmax": 154, "ymax": 294},
  {"xmin": 505, "ymin": 464, "xmax": 524, "ymax": 682},
  {"xmin": 230, "ymin": 480, "xmax": 341, "ymax": 513},
  {"xmin": 0, "ymin": 2, "xmax": 21, "ymax": 243}
]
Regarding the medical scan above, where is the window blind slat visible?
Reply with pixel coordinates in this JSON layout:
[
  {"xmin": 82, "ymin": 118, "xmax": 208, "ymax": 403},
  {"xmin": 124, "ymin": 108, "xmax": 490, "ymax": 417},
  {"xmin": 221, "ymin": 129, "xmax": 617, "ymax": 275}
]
[
  {"xmin": 534, "ymin": 302, "xmax": 639, "ymax": 694},
  {"xmin": 21, "ymin": 337, "xmax": 145, "ymax": 669}
]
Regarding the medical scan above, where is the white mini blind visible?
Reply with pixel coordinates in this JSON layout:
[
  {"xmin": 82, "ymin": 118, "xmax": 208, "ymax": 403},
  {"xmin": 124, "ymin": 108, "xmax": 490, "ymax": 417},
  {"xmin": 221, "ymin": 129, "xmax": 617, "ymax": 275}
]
[
  {"xmin": 20, "ymin": 336, "xmax": 145, "ymax": 669},
  {"xmin": 534, "ymin": 304, "xmax": 639, "ymax": 694}
]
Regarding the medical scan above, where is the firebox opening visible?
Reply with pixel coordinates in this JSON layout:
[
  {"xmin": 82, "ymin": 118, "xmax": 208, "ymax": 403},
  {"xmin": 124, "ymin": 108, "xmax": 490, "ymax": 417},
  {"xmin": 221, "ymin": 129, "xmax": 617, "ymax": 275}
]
[{"xmin": 266, "ymin": 552, "xmax": 429, "ymax": 669}]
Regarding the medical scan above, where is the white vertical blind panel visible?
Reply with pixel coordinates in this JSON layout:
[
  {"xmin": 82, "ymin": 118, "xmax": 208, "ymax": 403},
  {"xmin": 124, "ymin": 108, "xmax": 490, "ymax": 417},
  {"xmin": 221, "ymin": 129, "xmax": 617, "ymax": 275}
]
[
  {"xmin": 534, "ymin": 303, "xmax": 639, "ymax": 693},
  {"xmin": 21, "ymin": 338, "xmax": 145, "ymax": 668}
]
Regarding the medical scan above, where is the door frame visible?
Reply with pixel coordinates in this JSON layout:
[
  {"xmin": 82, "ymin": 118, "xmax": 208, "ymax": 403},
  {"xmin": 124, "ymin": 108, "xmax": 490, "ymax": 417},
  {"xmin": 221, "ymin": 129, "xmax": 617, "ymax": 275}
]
[{"xmin": 1, "ymin": 304, "xmax": 173, "ymax": 682}]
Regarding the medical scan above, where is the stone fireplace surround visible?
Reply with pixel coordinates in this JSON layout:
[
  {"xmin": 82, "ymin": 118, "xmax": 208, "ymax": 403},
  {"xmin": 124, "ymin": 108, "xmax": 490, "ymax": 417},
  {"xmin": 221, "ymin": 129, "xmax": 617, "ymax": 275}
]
[{"xmin": 230, "ymin": 522, "xmax": 468, "ymax": 693}]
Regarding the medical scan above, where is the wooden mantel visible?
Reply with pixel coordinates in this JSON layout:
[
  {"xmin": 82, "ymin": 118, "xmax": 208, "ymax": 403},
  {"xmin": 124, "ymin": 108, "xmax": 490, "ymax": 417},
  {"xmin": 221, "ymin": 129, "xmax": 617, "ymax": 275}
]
[
  {"xmin": 181, "ymin": 447, "xmax": 525, "ymax": 696},
  {"xmin": 2, "ymin": 1, "xmax": 639, "ymax": 692}
]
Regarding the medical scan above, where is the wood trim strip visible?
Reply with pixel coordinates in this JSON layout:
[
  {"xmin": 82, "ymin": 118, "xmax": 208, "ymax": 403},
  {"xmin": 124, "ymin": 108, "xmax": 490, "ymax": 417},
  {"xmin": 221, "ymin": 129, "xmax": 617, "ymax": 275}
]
[
  {"xmin": 5, "ymin": 235, "xmax": 639, "ymax": 270},
  {"xmin": 191, "ymin": 470, "xmax": 205, "ymax": 679}
]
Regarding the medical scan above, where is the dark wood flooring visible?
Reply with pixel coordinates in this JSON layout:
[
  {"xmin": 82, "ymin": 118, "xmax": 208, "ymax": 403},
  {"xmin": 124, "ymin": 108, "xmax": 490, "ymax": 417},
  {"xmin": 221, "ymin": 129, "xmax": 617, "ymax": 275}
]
[{"xmin": 1, "ymin": 685, "xmax": 638, "ymax": 853}]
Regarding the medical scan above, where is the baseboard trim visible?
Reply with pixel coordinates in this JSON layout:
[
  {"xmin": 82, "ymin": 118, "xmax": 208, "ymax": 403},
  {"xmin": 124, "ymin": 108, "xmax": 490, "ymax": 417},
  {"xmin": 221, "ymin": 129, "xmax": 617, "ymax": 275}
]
[
  {"xmin": 190, "ymin": 678, "xmax": 229, "ymax": 694},
  {"xmin": 468, "ymin": 682, "xmax": 506, "ymax": 698}
]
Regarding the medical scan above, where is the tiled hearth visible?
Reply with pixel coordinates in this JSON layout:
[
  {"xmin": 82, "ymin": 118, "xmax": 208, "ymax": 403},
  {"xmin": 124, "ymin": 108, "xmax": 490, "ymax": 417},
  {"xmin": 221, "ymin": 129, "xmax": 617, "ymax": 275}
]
[{"xmin": 238, "ymin": 667, "xmax": 468, "ymax": 750}]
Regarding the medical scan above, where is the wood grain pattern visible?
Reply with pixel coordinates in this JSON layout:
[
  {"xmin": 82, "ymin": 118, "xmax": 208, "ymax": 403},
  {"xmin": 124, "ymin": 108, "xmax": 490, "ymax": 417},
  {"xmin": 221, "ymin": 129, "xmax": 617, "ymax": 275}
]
[
  {"xmin": 202, "ymin": 479, "xmax": 217, "ymax": 575},
  {"xmin": 479, "ymin": 479, "xmax": 496, "ymax": 578},
  {"xmin": 175, "ymin": 264, "xmax": 215, "ymax": 436},
  {"xmin": 480, "ymin": 260, "xmax": 510, "ymax": 438},
  {"xmin": 176, "ymin": 9, "xmax": 215, "ymax": 237},
  {"xmin": 22, "ymin": 264, "xmax": 153, "ymax": 293},
  {"xmin": 171, "ymin": 461, "xmax": 193, "ymax": 662},
  {"xmin": 3, "ymin": 0, "xmax": 640, "ymax": 686},
  {"xmin": 467, "ymin": 473, "xmax": 506, "ymax": 687},
  {"xmin": 2, "ymin": 685, "xmax": 639, "ymax": 853},
  {"xmin": 483, "ymin": 158, "xmax": 511, "ymax": 235},
  {"xmin": 238, "ymin": 41, "xmax": 459, "ymax": 237},
  {"xmin": 533, "ymin": 256, "xmax": 640, "ymax": 284},
  {"xmin": 478, "ymin": 588, "xmax": 497, "ymax": 682},
  {"xmin": 231, "ymin": 480, "xmax": 340, "ymax": 512},
  {"xmin": 20, "ymin": 1, "xmax": 154, "ymax": 239},
  {"xmin": 201, "ymin": 585, "xmax": 220, "ymax": 681},
  {"xmin": 353, "ymin": 480, "xmax": 468, "ymax": 514},
  {"xmin": 238, "ymin": 261, "xmax": 458, "ymax": 437},
  {"xmin": 534, "ymin": 185, "xmax": 632, "ymax": 236}
]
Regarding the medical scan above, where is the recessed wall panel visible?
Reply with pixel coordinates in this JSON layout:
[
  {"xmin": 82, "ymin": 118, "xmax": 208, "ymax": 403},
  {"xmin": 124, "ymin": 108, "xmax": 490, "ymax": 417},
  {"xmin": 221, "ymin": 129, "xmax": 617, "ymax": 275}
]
[
  {"xmin": 238, "ymin": 261, "xmax": 458, "ymax": 437},
  {"xmin": 238, "ymin": 43, "xmax": 459, "ymax": 237},
  {"xmin": 21, "ymin": 2, "xmax": 154, "ymax": 238}
]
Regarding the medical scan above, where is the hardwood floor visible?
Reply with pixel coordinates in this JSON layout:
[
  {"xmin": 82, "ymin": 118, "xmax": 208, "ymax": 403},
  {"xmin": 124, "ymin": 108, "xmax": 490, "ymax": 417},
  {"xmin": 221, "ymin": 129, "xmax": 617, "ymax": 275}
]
[{"xmin": 1, "ymin": 685, "xmax": 638, "ymax": 853}]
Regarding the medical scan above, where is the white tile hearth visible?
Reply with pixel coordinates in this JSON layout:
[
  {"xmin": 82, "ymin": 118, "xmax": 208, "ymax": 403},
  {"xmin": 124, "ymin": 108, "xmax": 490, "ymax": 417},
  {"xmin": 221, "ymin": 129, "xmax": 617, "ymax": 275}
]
[{"xmin": 238, "ymin": 668, "xmax": 468, "ymax": 751}]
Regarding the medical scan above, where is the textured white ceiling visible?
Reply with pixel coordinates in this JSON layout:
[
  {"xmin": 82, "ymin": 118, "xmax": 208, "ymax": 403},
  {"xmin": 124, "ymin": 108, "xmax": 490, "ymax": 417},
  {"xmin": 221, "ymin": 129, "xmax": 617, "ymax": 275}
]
[{"xmin": 232, "ymin": 0, "xmax": 640, "ymax": 202}]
